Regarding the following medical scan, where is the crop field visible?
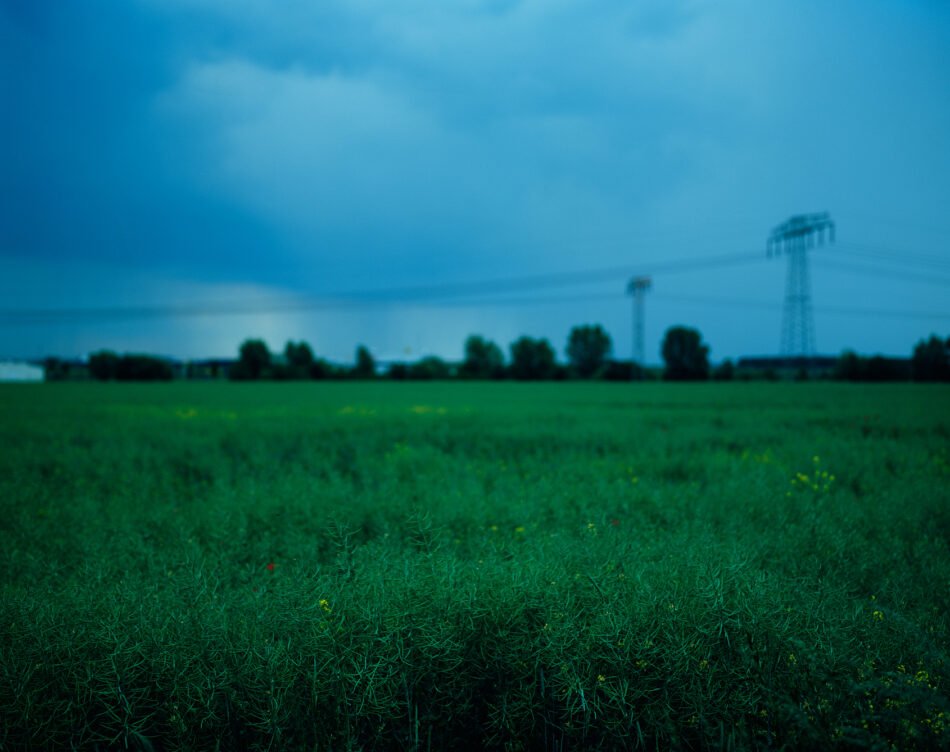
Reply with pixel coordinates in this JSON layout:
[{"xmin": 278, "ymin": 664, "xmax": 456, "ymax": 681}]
[{"xmin": 1, "ymin": 382, "xmax": 949, "ymax": 750}]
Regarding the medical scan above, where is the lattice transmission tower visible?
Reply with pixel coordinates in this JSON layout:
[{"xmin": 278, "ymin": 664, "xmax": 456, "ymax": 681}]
[
  {"xmin": 767, "ymin": 213, "xmax": 835, "ymax": 357},
  {"xmin": 626, "ymin": 276, "xmax": 652, "ymax": 377}
]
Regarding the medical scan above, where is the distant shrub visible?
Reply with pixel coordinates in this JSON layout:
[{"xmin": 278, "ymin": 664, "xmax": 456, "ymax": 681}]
[
  {"xmin": 89, "ymin": 351, "xmax": 172, "ymax": 381},
  {"xmin": 387, "ymin": 363, "xmax": 409, "ymax": 380},
  {"xmin": 911, "ymin": 334, "xmax": 950, "ymax": 382},
  {"xmin": 115, "ymin": 355, "xmax": 173, "ymax": 381},
  {"xmin": 712, "ymin": 359, "xmax": 735, "ymax": 381},
  {"xmin": 310, "ymin": 359, "xmax": 338, "ymax": 380},
  {"xmin": 89, "ymin": 350, "xmax": 120, "ymax": 381},
  {"xmin": 834, "ymin": 351, "xmax": 910, "ymax": 382},
  {"xmin": 408, "ymin": 356, "xmax": 452, "ymax": 380},
  {"xmin": 601, "ymin": 360, "xmax": 646, "ymax": 381}
]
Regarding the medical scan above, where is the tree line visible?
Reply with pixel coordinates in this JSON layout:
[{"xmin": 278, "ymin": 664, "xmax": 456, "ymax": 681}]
[
  {"xmin": 229, "ymin": 324, "xmax": 628, "ymax": 382},
  {"xmin": 77, "ymin": 327, "xmax": 948, "ymax": 382}
]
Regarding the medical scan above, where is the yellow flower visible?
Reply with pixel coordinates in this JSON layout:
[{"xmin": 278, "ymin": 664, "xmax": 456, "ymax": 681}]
[
  {"xmin": 787, "ymin": 653, "xmax": 797, "ymax": 665},
  {"xmin": 698, "ymin": 659, "xmax": 709, "ymax": 670},
  {"xmin": 514, "ymin": 526, "xmax": 525, "ymax": 534},
  {"xmin": 319, "ymin": 599, "xmax": 332, "ymax": 614},
  {"xmin": 872, "ymin": 610, "xmax": 884, "ymax": 621},
  {"xmin": 597, "ymin": 674, "xmax": 606, "ymax": 683}
]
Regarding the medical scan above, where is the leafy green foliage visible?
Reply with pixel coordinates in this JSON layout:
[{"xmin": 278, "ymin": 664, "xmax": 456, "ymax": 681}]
[
  {"xmin": 566, "ymin": 324, "xmax": 612, "ymax": 378},
  {"xmin": 912, "ymin": 334, "xmax": 950, "ymax": 382},
  {"xmin": 88, "ymin": 350, "xmax": 120, "ymax": 380},
  {"xmin": 277, "ymin": 340, "xmax": 315, "ymax": 381},
  {"xmin": 835, "ymin": 351, "xmax": 911, "ymax": 382},
  {"xmin": 89, "ymin": 351, "xmax": 172, "ymax": 381},
  {"xmin": 116, "ymin": 354, "xmax": 173, "ymax": 381},
  {"xmin": 509, "ymin": 336, "xmax": 557, "ymax": 380},
  {"xmin": 408, "ymin": 356, "xmax": 452, "ymax": 380},
  {"xmin": 353, "ymin": 345, "xmax": 376, "ymax": 379},
  {"xmin": 461, "ymin": 335, "xmax": 505, "ymax": 379},
  {"xmin": 0, "ymin": 383, "xmax": 948, "ymax": 750},
  {"xmin": 712, "ymin": 358, "xmax": 735, "ymax": 381},
  {"xmin": 232, "ymin": 339, "xmax": 272, "ymax": 381},
  {"xmin": 662, "ymin": 326, "xmax": 710, "ymax": 381}
]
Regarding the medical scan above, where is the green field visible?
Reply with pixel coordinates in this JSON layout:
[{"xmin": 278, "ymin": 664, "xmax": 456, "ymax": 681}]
[{"xmin": 1, "ymin": 382, "xmax": 949, "ymax": 750}]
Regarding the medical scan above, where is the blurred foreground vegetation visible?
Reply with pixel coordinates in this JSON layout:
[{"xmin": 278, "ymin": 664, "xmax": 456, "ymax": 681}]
[{"xmin": 1, "ymin": 382, "xmax": 948, "ymax": 750}]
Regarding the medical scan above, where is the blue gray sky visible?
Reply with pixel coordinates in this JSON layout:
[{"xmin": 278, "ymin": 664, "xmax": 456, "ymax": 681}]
[{"xmin": 2, "ymin": 0, "xmax": 948, "ymax": 364}]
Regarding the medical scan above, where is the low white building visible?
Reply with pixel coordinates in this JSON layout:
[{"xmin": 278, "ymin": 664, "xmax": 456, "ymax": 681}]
[{"xmin": 0, "ymin": 361, "xmax": 44, "ymax": 382}]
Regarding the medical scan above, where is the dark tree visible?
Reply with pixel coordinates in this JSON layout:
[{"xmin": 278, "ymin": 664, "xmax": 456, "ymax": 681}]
[
  {"xmin": 834, "ymin": 350, "xmax": 863, "ymax": 381},
  {"xmin": 601, "ymin": 360, "xmax": 645, "ymax": 381},
  {"xmin": 309, "ymin": 359, "xmax": 337, "ymax": 380},
  {"xmin": 353, "ymin": 345, "xmax": 376, "ymax": 379},
  {"xmin": 43, "ymin": 357, "xmax": 69, "ymax": 381},
  {"xmin": 279, "ymin": 341, "xmax": 315, "ymax": 379},
  {"xmin": 408, "ymin": 356, "xmax": 451, "ymax": 380},
  {"xmin": 566, "ymin": 324, "xmax": 612, "ymax": 378},
  {"xmin": 461, "ymin": 335, "xmax": 505, "ymax": 379},
  {"xmin": 116, "ymin": 355, "xmax": 173, "ymax": 381},
  {"xmin": 287, "ymin": 340, "xmax": 314, "ymax": 366},
  {"xmin": 911, "ymin": 334, "xmax": 950, "ymax": 382},
  {"xmin": 89, "ymin": 350, "xmax": 120, "ymax": 381},
  {"xmin": 661, "ymin": 326, "xmax": 709, "ymax": 381},
  {"xmin": 865, "ymin": 356, "xmax": 904, "ymax": 382},
  {"xmin": 712, "ymin": 359, "xmax": 735, "ymax": 381},
  {"xmin": 509, "ymin": 337, "xmax": 556, "ymax": 380},
  {"xmin": 232, "ymin": 339, "xmax": 271, "ymax": 380}
]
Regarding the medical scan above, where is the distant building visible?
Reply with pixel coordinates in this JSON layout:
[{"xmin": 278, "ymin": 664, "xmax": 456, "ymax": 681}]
[
  {"xmin": 0, "ymin": 361, "xmax": 45, "ymax": 382},
  {"xmin": 43, "ymin": 358, "xmax": 90, "ymax": 381}
]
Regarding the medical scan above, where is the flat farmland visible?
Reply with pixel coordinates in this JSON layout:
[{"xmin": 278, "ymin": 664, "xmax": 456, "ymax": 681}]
[{"xmin": 1, "ymin": 382, "xmax": 948, "ymax": 750}]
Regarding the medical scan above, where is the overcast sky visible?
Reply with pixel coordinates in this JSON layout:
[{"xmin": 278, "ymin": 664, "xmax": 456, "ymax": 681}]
[{"xmin": 2, "ymin": 0, "xmax": 948, "ymax": 364}]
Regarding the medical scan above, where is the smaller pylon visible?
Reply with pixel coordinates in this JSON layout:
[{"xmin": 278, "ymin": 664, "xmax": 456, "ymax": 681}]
[{"xmin": 626, "ymin": 276, "xmax": 652, "ymax": 378}]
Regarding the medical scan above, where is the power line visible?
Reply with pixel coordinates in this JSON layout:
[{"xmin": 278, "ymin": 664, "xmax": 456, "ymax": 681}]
[
  {"xmin": 0, "ymin": 250, "xmax": 767, "ymax": 325},
  {"xmin": 2, "ymin": 246, "xmax": 948, "ymax": 328},
  {"xmin": 652, "ymin": 292, "xmax": 950, "ymax": 320},
  {"xmin": 440, "ymin": 290, "xmax": 949, "ymax": 321},
  {"xmin": 812, "ymin": 258, "xmax": 950, "ymax": 287},
  {"xmin": 830, "ymin": 242, "xmax": 950, "ymax": 271}
]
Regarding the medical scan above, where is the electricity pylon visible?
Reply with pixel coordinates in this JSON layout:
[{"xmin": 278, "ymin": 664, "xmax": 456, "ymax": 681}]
[
  {"xmin": 767, "ymin": 213, "xmax": 835, "ymax": 358},
  {"xmin": 626, "ymin": 276, "xmax": 652, "ymax": 377}
]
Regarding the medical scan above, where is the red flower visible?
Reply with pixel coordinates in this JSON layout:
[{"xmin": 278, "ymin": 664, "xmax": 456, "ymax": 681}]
[
  {"xmin": 610, "ymin": 519, "xmax": 620, "ymax": 527},
  {"xmin": 266, "ymin": 562, "xmax": 276, "ymax": 572}
]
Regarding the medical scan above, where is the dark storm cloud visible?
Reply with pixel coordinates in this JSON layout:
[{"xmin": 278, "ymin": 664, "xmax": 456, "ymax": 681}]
[
  {"xmin": 1, "ymin": 0, "xmax": 948, "ymax": 360},
  {"xmin": 0, "ymin": 0, "xmax": 286, "ymax": 279},
  {"xmin": 3, "ymin": 0, "xmax": 712, "ymax": 286}
]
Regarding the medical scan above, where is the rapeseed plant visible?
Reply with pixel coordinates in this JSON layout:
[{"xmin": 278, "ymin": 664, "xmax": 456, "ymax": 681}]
[{"xmin": 1, "ymin": 381, "xmax": 947, "ymax": 750}]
